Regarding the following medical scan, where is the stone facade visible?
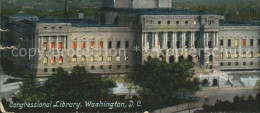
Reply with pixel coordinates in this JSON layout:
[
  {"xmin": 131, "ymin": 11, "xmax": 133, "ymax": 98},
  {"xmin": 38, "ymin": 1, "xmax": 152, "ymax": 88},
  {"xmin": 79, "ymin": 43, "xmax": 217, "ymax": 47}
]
[{"xmin": 3, "ymin": 1, "xmax": 260, "ymax": 77}]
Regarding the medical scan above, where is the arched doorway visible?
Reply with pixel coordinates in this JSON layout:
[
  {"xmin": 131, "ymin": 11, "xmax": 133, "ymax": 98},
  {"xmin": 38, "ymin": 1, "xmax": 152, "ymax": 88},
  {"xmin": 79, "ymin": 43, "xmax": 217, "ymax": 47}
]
[
  {"xmin": 113, "ymin": 16, "xmax": 118, "ymax": 24},
  {"xmin": 147, "ymin": 56, "xmax": 152, "ymax": 61},
  {"xmin": 212, "ymin": 79, "xmax": 218, "ymax": 86},
  {"xmin": 178, "ymin": 55, "xmax": 184, "ymax": 61},
  {"xmin": 202, "ymin": 79, "xmax": 209, "ymax": 86},
  {"xmin": 100, "ymin": 14, "xmax": 105, "ymax": 24},
  {"xmin": 188, "ymin": 55, "xmax": 193, "ymax": 62},
  {"xmin": 169, "ymin": 56, "xmax": 175, "ymax": 64}
]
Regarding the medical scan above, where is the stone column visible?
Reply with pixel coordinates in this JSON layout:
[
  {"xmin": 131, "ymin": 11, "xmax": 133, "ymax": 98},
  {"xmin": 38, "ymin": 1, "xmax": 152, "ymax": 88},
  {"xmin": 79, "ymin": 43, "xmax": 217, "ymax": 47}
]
[
  {"xmin": 183, "ymin": 32, "xmax": 186, "ymax": 48},
  {"xmin": 192, "ymin": 32, "xmax": 195, "ymax": 47},
  {"xmin": 49, "ymin": 36, "xmax": 51, "ymax": 50},
  {"xmin": 56, "ymin": 36, "xmax": 59, "ymax": 49},
  {"xmin": 172, "ymin": 32, "xmax": 175, "ymax": 48},
  {"xmin": 206, "ymin": 32, "xmax": 209, "ymax": 47},
  {"xmin": 213, "ymin": 32, "xmax": 216, "ymax": 47},
  {"xmin": 144, "ymin": 32, "xmax": 147, "ymax": 49},
  {"xmin": 41, "ymin": 37, "xmax": 43, "ymax": 50},
  {"xmin": 165, "ymin": 32, "xmax": 168, "ymax": 48},
  {"xmin": 216, "ymin": 32, "xmax": 219, "ymax": 47},
  {"xmin": 152, "ymin": 33, "xmax": 155, "ymax": 48},
  {"xmin": 155, "ymin": 32, "xmax": 158, "ymax": 49}
]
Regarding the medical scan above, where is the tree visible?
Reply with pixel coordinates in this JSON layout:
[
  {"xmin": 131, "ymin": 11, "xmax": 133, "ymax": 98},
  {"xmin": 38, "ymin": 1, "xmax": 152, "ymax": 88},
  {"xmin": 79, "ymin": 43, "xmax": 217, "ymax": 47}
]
[{"xmin": 127, "ymin": 58, "xmax": 200, "ymax": 108}]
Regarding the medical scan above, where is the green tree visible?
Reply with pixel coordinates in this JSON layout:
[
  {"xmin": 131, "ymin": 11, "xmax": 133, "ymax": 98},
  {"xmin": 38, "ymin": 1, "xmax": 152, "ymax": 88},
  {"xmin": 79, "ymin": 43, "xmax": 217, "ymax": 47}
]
[{"xmin": 127, "ymin": 58, "xmax": 200, "ymax": 110}]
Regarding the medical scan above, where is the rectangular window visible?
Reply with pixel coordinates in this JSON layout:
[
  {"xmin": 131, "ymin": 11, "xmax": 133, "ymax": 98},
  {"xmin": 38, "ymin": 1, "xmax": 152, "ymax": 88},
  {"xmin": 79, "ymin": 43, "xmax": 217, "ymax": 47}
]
[
  {"xmin": 73, "ymin": 41, "xmax": 77, "ymax": 49},
  {"xmin": 82, "ymin": 41, "xmax": 86, "ymax": 49},
  {"xmin": 43, "ymin": 42, "xmax": 47, "ymax": 50},
  {"xmin": 250, "ymin": 39, "xmax": 253, "ymax": 46},
  {"xmin": 243, "ymin": 62, "xmax": 246, "ymax": 65},
  {"xmin": 219, "ymin": 53, "xmax": 223, "ymax": 59},
  {"xmin": 99, "ymin": 56, "xmax": 103, "ymax": 62},
  {"xmin": 250, "ymin": 62, "xmax": 253, "ymax": 65},
  {"xmin": 90, "ymin": 56, "xmax": 94, "ymax": 62},
  {"xmin": 91, "ymin": 41, "xmax": 95, "ymax": 48},
  {"xmin": 228, "ymin": 40, "xmax": 231, "ymax": 46},
  {"xmin": 108, "ymin": 56, "xmax": 112, "ymax": 62},
  {"xmin": 116, "ymin": 56, "xmax": 120, "ymax": 61},
  {"xmin": 146, "ymin": 20, "xmax": 152, "ymax": 24},
  {"xmin": 117, "ymin": 41, "xmax": 120, "ymax": 48},
  {"xmin": 125, "ymin": 65, "xmax": 129, "ymax": 69},
  {"xmin": 176, "ymin": 21, "xmax": 179, "ymax": 24},
  {"xmin": 117, "ymin": 65, "xmax": 121, "ymax": 69},
  {"xmin": 44, "ymin": 27, "xmax": 47, "ymax": 30},
  {"xmin": 235, "ymin": 62, "xmax": 238, "ymax": 66},
  {"xmin": 58, "ymin": 42, "xmax": 62, "ymax": 50},
  {"xmin": 220, "ymin": 62, "xmax": 223, "ymax": 66},
  {"xmin": 235, "ymin": 39, "xmax": 238, "ymax": 47},
  {"xmin": 125, "ymin": 41, "xmax": 129, "ymax": 48},
  {"xmin": 228, "ymin": 62, "xmax": 231, "ymax": 66},
  {"xmin": 51, "ymin": 42, "xmax": 55, "ymax": 50},
  {"xmin": 109, "ymin": 65, "xmax": 112, "ymax": 69},
  {"xmin": 99, "ymin": 41, "xmax": 103, "ymax": 48},
  {"xmin": 242, "ymin": 39, "xmax": 246, "ymax": 46},
  {"xmin": 220, "ymin": 40, "xmax": 223, "ymax": 46},
  {"xmin": 108, "ymin": 41, "xmax": 112, "ymax": 48},
  {"xmin": 100, "ymin": 65, "xmax": 103, "ymax": 70},
  {"xmin": 44, "ymin": 68, "xmax": 48, "ymax": 72},
  {"xmin": 91, "ymin": 66, "xmax": 95, "ymax": 70}
]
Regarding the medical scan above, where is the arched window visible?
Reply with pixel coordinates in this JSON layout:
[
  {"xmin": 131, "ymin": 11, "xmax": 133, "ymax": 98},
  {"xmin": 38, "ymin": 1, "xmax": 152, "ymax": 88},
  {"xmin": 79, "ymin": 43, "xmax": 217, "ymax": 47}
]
[
  {"xmin": 59, "ymin": 56, "xmax": 63, "ymax": 64},
  {"xmin": 73, "ymin": 41, "xmax": 77, "ymax": 49},
  {"xmin": 51, "ymin": 57, "xmax": 56, "ymax": 64},
  {"xmin": 82, "ymin": 55, "xmax": 86, "ymax": 62},
  {"xmin": 72, "ymin": 55, "xmax": 77, "ymax": 62},
  {"xmin": 116, "ymin": 55, "xmax": 120, "ymax": 61},
  {"xmin": 219, "ymin": 52, "xmax": 223, "ymax": 59},
  {"xmin": 43, "ymin": 57, "xmax": 48, "ymax": 64},
  {"xmin": 235, "ymin": 52, "xmax": 239, "ymax": 58},
  {"xmin": 242, "ymin": 52, "xmax": 246, "ymax": 58}
]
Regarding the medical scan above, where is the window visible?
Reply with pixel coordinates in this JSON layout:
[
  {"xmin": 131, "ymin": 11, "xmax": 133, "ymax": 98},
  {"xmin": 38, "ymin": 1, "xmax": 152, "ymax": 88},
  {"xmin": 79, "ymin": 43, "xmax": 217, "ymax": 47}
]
[
  {"xmin": 99, "ymin": 41, "xmax": 103, "ymax": 48},
  {"xmin": 125, "ymin": 56, "xmax": 129, "ymax": 61},
  {"xmin": 43, "ymin": 57, "xmax": 48, "ymax": 64},
  {"xmin": 242, "ymin": 52, "xmax": 246, "ymax": 58},
  {"xmin": 250, "ymin": 62, "xmax": 253, "ymax": 65},
  {"xmin": 220, "ymin": 62, "xmax": 223, "ymax": 66},
  {"xmin": 44, "ymin": 27, "xmax": 47, "ymax": 30},
  {"xmin": 185, "ymin": 21, "xmax": 188, "ymax": 24},
  {"xmin": 125, "ymin": 65, "xmax": 129, "ymax": 69},
  {"xmin": 228, "ymin": 62, "xmax": 231, "ymax": 66},
  {"xmin": 116, "ymin": 55, "xmax": 120, "ymax": 61},
  {"xmin": 91, "ymin": 41, "xmax": 95, "ymax": 48},
  {"xmin": 258, "ymin": 39, "xmax": 260, "ymax": 46},
  {"xmin": 117, "ymin": 65, "xmax": 121, "ymax": 69},
  {"xmin": 250, "ymin": 39, "xmax": 253, "ymax": 46},
  {"xmin": 146, "ymin": 20, "xmax": 152, "ymax": 24},
  {"xmin": 73, "ymin": 41, "xmax": 77, "ymax": 49},
  {"xmin": 58, "ymin": 42, "xmax": 62, "ymax": 50},
  {"xmin": 82, "ymin": 56, "xmax": 86, "ymax": 62},
  {"xmin": 52, "ymin": 68, "xmax": 56, "ymax": 72},
  {"xmin": 90, "ymin": 56, "xmax": 94, "ymax": 62},
  {"xmin": 51, "ymin": 57, "xmax": 56, "ymax": 64},
  {"xmin": 242, "ymin": 39, "xmax": 246, "ymax": 46},
  {"xmin": 100, "ymin": 65, "xmax": 103, "ymax": 70},
  {"xmin": 219, "ymin": 53, "xmax": 223, "ymax": 59},
  {"xmin": 125, "ymin": 41, "xmax": 129, "ymax": 48},
  {"xmin": 117, "ymin": 41, "xmax": 121, "ymax": 48},
  {"xmin": 235, "ymin": 52, "xmax": 239, "ymax": 58},
  {"xmin": 185, "ymin": 41, "xmax": 189, "ymax": 47},
  {"xmin": 220, "ymin": 40, "xmax": 223, "ymax": 46},
  {"xmin": 109, "ymin": 65, "xmax": 112, "ymax": 69},
  {"xmin": 59, "ymin": 27, "xmax": 62, "ymax": 30},
  {"xmin": 235, "ymin": 39, "xmax": 238, "ymax": 47},
  {"xmin": 43, "ymin": 42, "xmax": 47, "ymax": 50},
  {"xmin": 158, "ymin": 21, "xmax": 161, "ymax": 24},
  {"xmin": 195, "ymin": 41, "xmax": 198, "ymax": 48},
  {"xmin": 91, "ymin": 66, "xmax": 95, "ymax": 70},
  {"xmin": 167, "ymin": 20, "xmax": 170, "ymax": 24},
  {"xmin": 44, "ymin": 68, "xmax": 48, "ymax": 72},
  {"xmin": 209, "ymin": 55, "xmax": 213, "ymax": 62},
  {"xmin": 59, "ymin": 56, "xmax": 63, "ymax": 64},
  {"xmin": 108, "ymin": 41, "xmax": 112, "ymax": 48},
  {"xmin": 208, "ymin": 20, "xmax": 214, "ymax": 24},
  {"xmin": 51, "ymin": 27, "xmax": 55, "ymax": 30},
  {"xmin": 250, "ymin": 52, "xmax": 253, "ymax": 58},
  {"xmin": 82, "ymin": 41, "xmax": 86, "ymax": 49},
  {"xmin": 99, "ymin": 56, "xmax": 103, "ymax": 62},
  {"xmin": 51, "ymin": 42, "xmax": 55, "ymax": 50},
  {"xmin": 243, "ymin": 62, "xmax": 246, "ymax": 65},
  {"xmin": 208, "ymin": 41, "xmax": 212, "ymax": 48},
  {"xmin": 194, "ymin": 21, "xmax": 197, "ymax": 25},
  {"xmin": 235, "ymin": 62, "xmax": 238, "ymax": 66},
  {"xmin": 108, "ymin": 56, "xmax": 112, "ymax": 62},
  {"xmin": 228, "ymin": 40, "xmax": 231, "ymax": 46},
  {"xmin": 227, "ymin": 52, "xmax": 231, "ymax": 58},
  {"xmin": 176, "ymin": 21, "xmax": 179, "ymax": 24},
  {"xmin": 72, "ymin": 55, "xmax": 77, "ymax": 62}
]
